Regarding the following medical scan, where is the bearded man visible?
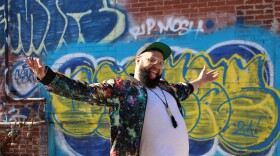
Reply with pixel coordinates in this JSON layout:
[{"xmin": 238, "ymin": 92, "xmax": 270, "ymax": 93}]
[{"xmin": 24, "ymin": 42, "xmax": 219, "ymax": 156}]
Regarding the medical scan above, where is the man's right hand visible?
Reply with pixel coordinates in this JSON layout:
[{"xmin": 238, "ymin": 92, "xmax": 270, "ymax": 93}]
[{"xmin": 24, "ymin": 57, "xmax": 46, "ymax": 80}]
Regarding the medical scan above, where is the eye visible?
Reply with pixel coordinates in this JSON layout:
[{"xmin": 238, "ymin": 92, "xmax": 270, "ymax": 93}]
[
  {"xmin": 158, "ymin": 61, "xmax": 164, "ymax": 66},
  {"xmin": 149, "ymin": 57, "xmax": 157, "ymax": 63}
]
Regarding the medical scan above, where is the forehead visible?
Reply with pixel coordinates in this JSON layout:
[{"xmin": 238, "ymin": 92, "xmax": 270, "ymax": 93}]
[{"xmin": 140, "ymin": 50, "xmax": 164, "ymax": 60}]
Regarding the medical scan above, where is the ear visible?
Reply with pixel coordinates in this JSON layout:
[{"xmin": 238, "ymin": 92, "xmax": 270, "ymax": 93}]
[{"xmin": 135, "ymin": 56, "xmax": 141, "ymax": 64}]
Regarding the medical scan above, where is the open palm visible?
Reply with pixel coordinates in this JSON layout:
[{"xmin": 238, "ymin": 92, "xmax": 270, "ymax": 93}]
[
  {"xmin": 24, "ymin": 57, "xmax": 46, "ymax": 80},
  {"xmin": 198, "ymin": 65, "xmax": 219, "ymax": 84}
]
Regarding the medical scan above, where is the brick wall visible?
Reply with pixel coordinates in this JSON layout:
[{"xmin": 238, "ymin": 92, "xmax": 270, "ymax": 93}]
[{"xmin": 123, "ymin": 0, "xmax": 279, "ymax": 32}]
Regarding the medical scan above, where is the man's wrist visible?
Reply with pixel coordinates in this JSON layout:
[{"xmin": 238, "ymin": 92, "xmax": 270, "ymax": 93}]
[{"xmin": 38, "ymin": 66, "xmax": 56, "ymax": 85}]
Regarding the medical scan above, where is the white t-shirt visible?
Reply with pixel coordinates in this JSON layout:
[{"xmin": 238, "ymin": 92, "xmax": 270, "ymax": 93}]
[{"xmin": 140, "ymin": 86, "xmax": 189, "ymax": 156}]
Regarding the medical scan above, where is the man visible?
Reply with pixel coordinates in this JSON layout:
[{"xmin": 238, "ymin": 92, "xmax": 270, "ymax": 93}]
[{"xmin": 24, "ymin": 42, "xmax": 219, "ymax": 156}]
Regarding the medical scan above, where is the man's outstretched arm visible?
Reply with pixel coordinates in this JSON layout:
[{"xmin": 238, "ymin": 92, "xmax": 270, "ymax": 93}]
[{"xmin": 24, "ymin": 57, "xmax": 110, "ymax": 105}]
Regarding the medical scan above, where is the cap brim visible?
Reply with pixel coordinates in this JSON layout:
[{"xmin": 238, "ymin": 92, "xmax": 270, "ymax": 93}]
[{"xmin": 143, "ymin": 42, "xmax": 171, "ymax": 60}]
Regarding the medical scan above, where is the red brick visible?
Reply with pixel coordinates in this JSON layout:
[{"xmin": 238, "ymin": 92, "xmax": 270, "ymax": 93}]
[
  {"xmin": 265, "ymin": 9, "xmax": 273, "ymax": 14},
  {"xmin": 217, "ymin": 5, "xmax": 235, "ymax": 12},
  {"xmin": 147, "ymin": 1, "xmax": 164, "ymax": 6},
  {"xmin": 245, "ymin": 0, "xmax": 263, "ymax": 4},
  {"xmin": 198, "ymin": 7, "xmax": 217, "ymax": 13},
  {"xmin": 198, "ymin": 0, "xmax": 214, "ymax": 2},
  {"xmin": 156, "ymin": 6, "xmax": 172, "ymax": 11},
  {"xmin": 275, "ymin": 6, "xmax": 280, "ymax": 11},
  {"xmin": 164, "ymin": 0, "xmax": 180, "ymax": 5},
  {"xmin": 131, "ymin": 2, "xmax": 147, "ymax": 8},
  {"xmin": 246, "ymin": 10, "xmax": 264, "ymax": 15},
  {"xmin": 276, "ymin": 12, "xmax": 280, "ymax": 17},
  {"xmin": 185, "ymin": 0, "xmax": 199, "ymax": 2},
  {"xmin": 255, "ymin": 14, "xmax": 274, "ymax": 20},
  {"xmin": 255, "ymin": 4, "xmax": 273, "ymax": 9},
  {"xmin": 173, "ymin": 4, "xmax": 190, "ymax": 9},
  {"xmin": 226, "ymin": 0, "xmax": 245, "ymax": 5},
  {"xmin": 190, "ymin": 2, "xmax": 208, "ymax": 8},
  {"xmin": 275, "ymin": 1, "xmax": 280, "ymax": 5},
  {"xmin": 140, "ymin": 6, "xmax": 156, "ymax": 12},
  {"xmin": 208, "ymin": 1, "xmax": 226, "ymax": 7},
  {"xmin": 147, "ymin": 11, "xmax": 164, "ymax": 16},
  {"xmin": 181, "ymin": 8, "xmax": 199, "ymax": 14},
  {"xmin": 170, "ymin": 9, "xmax": 183, "ymax": 16},
  {"xmin": 236, "ymin": 5, "xmax": 254, "ymax": 10}
]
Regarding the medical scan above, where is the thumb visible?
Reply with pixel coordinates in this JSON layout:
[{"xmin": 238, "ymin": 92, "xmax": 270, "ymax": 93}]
[
  {"xmin": 198, "ymin": 65, "xmax": 206, "ymax": 79},
  {"xmin": 201, "ymin": 65, "xmax": 206, "ymax": 73}
]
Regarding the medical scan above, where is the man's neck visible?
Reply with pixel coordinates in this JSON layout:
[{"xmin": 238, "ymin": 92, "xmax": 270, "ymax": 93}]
[{"xmin": 133, "ymin": 71, "xmax": 141, "ymax": 82}]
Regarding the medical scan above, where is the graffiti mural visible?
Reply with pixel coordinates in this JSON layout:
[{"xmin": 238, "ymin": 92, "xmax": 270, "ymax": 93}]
[
  {"xmin": 41, "ymin": 26, "xmax": 280, "ymax": 155},
  {"xmin": 2, "ymin": 0, "xmax": 280, "ymax": 155},
  {"xmin": 7, "ymin": 0, "xmax": 127, "ymax": 56},
  {"xmin": 6, "ymin": 0, "xmax": 128, "ymax": 98}
]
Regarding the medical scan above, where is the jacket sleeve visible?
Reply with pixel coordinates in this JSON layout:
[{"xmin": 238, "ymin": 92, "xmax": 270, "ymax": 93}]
[
  {"xmin": 169, "ymin": 82, "xmax": 194, "ymax": 101},
  {"xmin": 39, "ymin": 66, "xmax": 116, "ymax": 106}
]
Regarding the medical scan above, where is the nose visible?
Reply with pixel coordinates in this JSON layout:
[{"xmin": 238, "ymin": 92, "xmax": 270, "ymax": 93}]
[{"xmin": 152, "ymin": 63, "xmax": 162, "ymax": 70}]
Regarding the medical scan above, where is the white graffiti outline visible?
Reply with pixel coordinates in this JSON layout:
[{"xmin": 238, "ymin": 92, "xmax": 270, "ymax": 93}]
[
  {"xmin": 129, "ymin": 17, "xmax": 204, "ymax": 40},
  {"xmin": 206, "ymin": 40, "xmax": 274, "ymax": 86}
]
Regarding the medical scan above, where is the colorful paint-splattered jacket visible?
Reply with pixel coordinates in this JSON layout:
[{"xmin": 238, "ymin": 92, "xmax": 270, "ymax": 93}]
[{"xmin": 40, "ymin": 66, "xmax": 194, "ymax": 156}]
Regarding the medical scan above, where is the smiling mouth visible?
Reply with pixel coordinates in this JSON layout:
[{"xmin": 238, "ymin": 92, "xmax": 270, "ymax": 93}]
[{"xmin": 148, "ymin": 70, "xmax": 157, "ymax": 79}]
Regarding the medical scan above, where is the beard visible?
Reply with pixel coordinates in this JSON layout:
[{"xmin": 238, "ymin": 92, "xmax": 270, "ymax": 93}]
[{"xmin": 139, "ymin": 67, "xmax": 162, "ymax": 88}]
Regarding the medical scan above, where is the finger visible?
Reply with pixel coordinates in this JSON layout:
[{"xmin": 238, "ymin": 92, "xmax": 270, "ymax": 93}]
[
  {"xmin": 206, "ymin": 70, "xmax": 217, "ymax": 74},
  {"xmin": 35, "ymin": 58, "xmax": 40, "ymax": 67},
  {"xmin": 23, "ymin": 59, "xmax": 32, "ymax": 67},
  {"xmin": 28, "ymin": 56, "xmax": 34, "ymax": 63},
  {"xmin": 38, "ymin": 58, "xmax": 44, "ymax": 68},
  {"xmin": 32, "ymin": 58, "xmax": 40, "ymax": 71},
  {"xmin": 201, "ymin": 65, "xmax": 206, "ymax": 73},
  {"xmin": 209, "ymin": 71, "xmax": 218, "ymax": 75},
  {"xmin": 24, "ymin": 57, "xmax": 35, "ymax": 68},
  {"xmin": 35, "ymin": 58, "xmax": 43, "ymax": 72},
  {"xmin": 212, "ymin": 73, "xmax": 219, "ymax": 78},
  {"xmin": 29, "ymin": 57, "xmax": 37, "ymax": 67}
]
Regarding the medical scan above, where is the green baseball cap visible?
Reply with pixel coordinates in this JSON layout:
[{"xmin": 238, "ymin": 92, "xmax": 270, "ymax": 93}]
[{"xmin": 136, "ymin": 42, "xmax": 171, "ymax": 60}]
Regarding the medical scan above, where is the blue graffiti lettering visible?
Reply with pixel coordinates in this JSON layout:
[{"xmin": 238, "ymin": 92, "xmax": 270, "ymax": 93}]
[
  {"xmin": 14, "ymin": 64, "xmax": 37, "ymax": 85},
  {"xmin": 232, "ymin": 120, "xmax": 258, "ymax": 138}
]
